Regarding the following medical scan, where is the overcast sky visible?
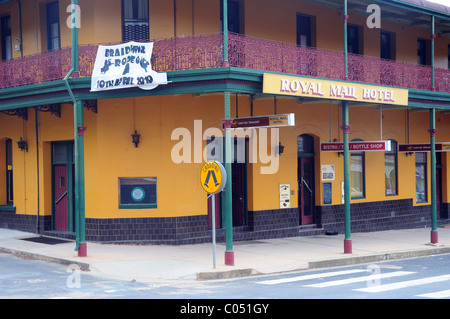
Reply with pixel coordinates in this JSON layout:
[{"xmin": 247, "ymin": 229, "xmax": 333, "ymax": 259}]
[{"xmin": 427, "ymin": 0, "xmax": 450, "ymax": 6}]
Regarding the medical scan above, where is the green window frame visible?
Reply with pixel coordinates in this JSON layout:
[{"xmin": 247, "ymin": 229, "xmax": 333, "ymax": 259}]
[
  {"xmin": 415, "ymin": 153, "xmax": 427, "ymax": 203},
  {"xmin": 350, "ymin": 139, "xmax": 365, "ymax": 199},
  {"xmin": 385, "ymin": 140, "xmax": 398, "ymax": 196}
]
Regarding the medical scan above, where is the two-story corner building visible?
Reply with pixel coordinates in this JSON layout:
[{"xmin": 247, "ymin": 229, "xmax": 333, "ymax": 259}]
[{"xmin": 0, "ymin": 0, "xmax": 449, "ymax": 258}]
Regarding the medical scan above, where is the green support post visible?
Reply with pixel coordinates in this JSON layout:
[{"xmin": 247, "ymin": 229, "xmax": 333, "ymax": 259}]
[
  {"xmin": 342, "ymin": 101, "xmax": 352, "ymax": 253},
  {"xmin": 343, "ymin": 0, "xmax": 348, "ymax": 80},
  {"xmin": 342, "ymin": 0, "xmax": 351, "ymax": 253},
  {"xmin": 224, "ymin": 91, "xmax": 234, "ymax": 265},
  {"xmin": 221, "ymin": 0, "xmax": 233, "ymax": 265},
  {"xmin": 429, "ymin": 16, "xmax": 438, "ymax": 244},
  {"xmin": 429, "ymin": 109, "xmax": 438, "ymax": 244},
  {"xmin": 71, "ymin": 1, "xmax": 79, "ymax": 74},
  {"xmin": 223, "ymin": 0, "xmax": 229, "ymax": 67}
]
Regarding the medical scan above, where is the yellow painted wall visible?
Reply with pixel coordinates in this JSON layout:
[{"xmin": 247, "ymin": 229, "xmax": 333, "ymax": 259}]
[{"xmin": 1, "ymin": 93, "xmax": 450, "ymax": 220}]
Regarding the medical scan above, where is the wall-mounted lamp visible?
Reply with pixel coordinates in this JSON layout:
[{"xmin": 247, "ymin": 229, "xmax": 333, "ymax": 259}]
[
  {"xmin": 278, "ymin": 142, "xmax": 285, "ymax": 156},
  {"xmin": 17, "ymin": 137, "xmax": 28, "ymax": 152},
  {"xmin": 131, "ymin": 130, "xmax": 141, "ymax": 148}
]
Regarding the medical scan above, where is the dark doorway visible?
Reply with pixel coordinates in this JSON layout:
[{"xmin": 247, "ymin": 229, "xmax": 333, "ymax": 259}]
[{"xmin": 206, "ymin": 137, "xmax": 247, "ymax": 229}]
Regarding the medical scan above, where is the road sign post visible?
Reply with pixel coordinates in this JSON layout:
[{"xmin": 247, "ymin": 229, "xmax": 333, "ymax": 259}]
[{"xmin": 200, "ymin": 161, "xmax": 227, "ymax": 269}]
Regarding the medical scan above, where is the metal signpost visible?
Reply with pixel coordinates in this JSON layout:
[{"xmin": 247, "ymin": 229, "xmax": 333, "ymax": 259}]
[{"xmin": 200, "ymin": 161, "xmax": 227, "ymax": 269}]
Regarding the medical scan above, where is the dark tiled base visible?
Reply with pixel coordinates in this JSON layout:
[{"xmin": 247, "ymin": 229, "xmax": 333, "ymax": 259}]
[
  {"xmin": 1, "ymin": 198, "xmax": 447, "ymax": 244},
  {"xmin": 0, "ymin": 209, "xmax": 50, "ymax": 234},
  {"xmin": 318, "ymin": 198, "xmax": 433, "ymax": 233},
  {"xmin": 85, "ymin": 215, "xmax": 211, "ymax": 245}
]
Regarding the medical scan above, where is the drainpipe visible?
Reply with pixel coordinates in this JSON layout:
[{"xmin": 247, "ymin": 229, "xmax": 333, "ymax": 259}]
[
  {"xmin": 35, "ymin": 107, "xmax": 40, "ymax": 234},
  {"xmin": 64, "ymin": 0, "xmax": 86, "ymax": 257}
]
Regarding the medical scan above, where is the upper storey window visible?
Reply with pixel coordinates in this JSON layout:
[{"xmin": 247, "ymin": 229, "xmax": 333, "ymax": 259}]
[
  {"xmin": 1, "ymin": 15, "xmax": 12, "ymax": 60},
  {"xmin": 122, "ymin": 0, "xmax": 149, "ymax": 42},
  {"xmin": 380, "ymin": 31, "xmax": 396, "ymax": 60},
  {"xmin": 46, "ymin": 1, "xmax": 60, "ymax": 51},
  {"xmin": 447, "ymin": 44, "xmax": 449, "ymax": 69},
  {"xmin": 220, "ymin": 0, "xmax": 242, "ymax": 34},
  {"xmin": 297, "ymin": 14, "xmax": 316, "ymax": 48},
  {"xmin": 417, "ymin": 38, "xmax": 431, "ymax": 66},
  {"xmin": 347, "ymin": 24, "xmax": 362, "ymax": 55}
]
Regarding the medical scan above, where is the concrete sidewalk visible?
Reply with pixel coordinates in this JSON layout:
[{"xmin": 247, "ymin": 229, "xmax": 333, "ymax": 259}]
[{"xmin": 1, "ymin": 227, "xmax": 450, "ymax": 283}]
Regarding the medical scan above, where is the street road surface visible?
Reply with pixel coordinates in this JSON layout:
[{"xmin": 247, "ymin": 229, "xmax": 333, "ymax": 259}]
[{"xmin": 1, "ymin": 253, "xmax": 449, "ymax": 300}]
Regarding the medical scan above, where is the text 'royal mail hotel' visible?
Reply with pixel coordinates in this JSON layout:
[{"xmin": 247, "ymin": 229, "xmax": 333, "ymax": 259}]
[{"xmin": 0, "ymin": 0, "xmax": 450, "ymax": 256}]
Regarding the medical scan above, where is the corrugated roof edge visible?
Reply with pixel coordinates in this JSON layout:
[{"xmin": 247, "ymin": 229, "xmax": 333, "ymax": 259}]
[{"xmin": 393, "ymin": 0, "xmax": 450, "ymax": 15}]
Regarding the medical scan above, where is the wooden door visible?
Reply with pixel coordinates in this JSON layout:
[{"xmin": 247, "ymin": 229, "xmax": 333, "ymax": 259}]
[{"xmin": 54, "ymin": 165, "xmax": 68, "ymax": 231}]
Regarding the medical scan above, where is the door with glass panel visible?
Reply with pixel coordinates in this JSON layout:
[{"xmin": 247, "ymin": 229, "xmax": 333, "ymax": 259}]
[{"xmin": 52, "ymin": 142, "xmax": 75, "ymax": 232}]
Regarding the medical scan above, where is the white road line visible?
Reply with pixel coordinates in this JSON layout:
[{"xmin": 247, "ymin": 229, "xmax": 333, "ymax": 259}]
[
  {"xmin": 355, "ymin": 274, "xmax": 450, "ymax": 293},
  {"xmin": 417, "ymin": 289, "xmax": 450, "ymax": 299},
  {"xmin": 304, "ymin": 271, "xmax": 415, "ymax": 288},
  {"xmin": 257, "ymin": 269, "xmax": 367, "ymax": 285}
]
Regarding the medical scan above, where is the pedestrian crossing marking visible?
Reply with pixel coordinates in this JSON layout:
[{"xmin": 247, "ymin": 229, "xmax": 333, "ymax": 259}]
[
  {"xmin": 304, "ymin": 271, "xmax": 415, "ymax": 288},
  {"xmin": 417, "ymin": 289, "xmax": 450, "ymax": 299},
  {"xmin": 257, "ymin": 269, "xmax": 367, "ymax": 285},
  {"xmin": 355, "ymin": 274, "xmax": 450, "ymax": 293}
]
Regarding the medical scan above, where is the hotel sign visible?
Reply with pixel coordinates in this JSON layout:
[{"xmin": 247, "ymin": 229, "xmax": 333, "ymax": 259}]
[
  {"xmin": 321, "ymin": 140, "xmax": 392, "ymax": 152},
  {"xmin": 263, "ymin": 73, "xmax": 409, "ymax": 106}
]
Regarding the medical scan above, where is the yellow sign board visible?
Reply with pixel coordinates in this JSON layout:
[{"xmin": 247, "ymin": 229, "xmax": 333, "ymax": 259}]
[
  {"xmin": 200, "ymin": 161, "xmax": 227, "ymax": 194},
  {"xmin": 263, "ymin": 73, "xmax": 409, "ymax": 106}
]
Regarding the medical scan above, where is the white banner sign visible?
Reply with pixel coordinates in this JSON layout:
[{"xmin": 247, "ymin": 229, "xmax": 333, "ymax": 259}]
[{"xmin": 90, "ymin": 42, "xmax": 167, "ymax": 92}]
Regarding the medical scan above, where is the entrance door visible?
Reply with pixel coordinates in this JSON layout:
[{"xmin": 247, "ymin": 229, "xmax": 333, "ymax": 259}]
[
  {"xmin": 54, "ymin": 165, "xmax": 68, "ymax": 231},
  {"xmin": 298, "ymin": 134, "xmax": 315, "ymax": 225},
  {"xmin": 232, "ymin": 162, "xmax": 246, "ymax": 226},
  {"xmin": 52, "ymin": 142, "xmax": 74, "ymax": 232},
  {"xmin": 298, "ymin": 157, "xmax": 314, "ymax": 225}
]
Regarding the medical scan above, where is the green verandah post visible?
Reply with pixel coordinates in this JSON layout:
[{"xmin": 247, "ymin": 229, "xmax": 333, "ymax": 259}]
[
  {"xmin": 429, "ymin": 16, "xmax": 438, "ymax": 244},
  {"xmin": 342, "ymin": 101, "xmax": 352, "ymax": 253},
  {"xmin": 429, "ymin": 108, "xmax": 438, "ymax": 244},
  {"xmin": 222, "ymin": 0, "xmax": 234, "ymax": 265},
  {"xmin": 342, "ymin": 0, "xmax": 352, "ymax": 253}
]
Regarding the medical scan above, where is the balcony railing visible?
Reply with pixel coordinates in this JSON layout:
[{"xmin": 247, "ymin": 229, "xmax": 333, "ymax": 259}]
[
  {"xmin": 0, "ymin": 32, "xmax": 449, "ymax": 94},
  {"xmin": 228, "ymin": 33, "xmax": 450, "ymax": 93}
]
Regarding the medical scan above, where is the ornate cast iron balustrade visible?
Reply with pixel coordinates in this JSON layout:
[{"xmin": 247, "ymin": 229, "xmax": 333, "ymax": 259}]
[
  {"xmin": 227, "ymin": 33, "xmax": 450, "ymax": 93},
  {"xmin": 0, "ymin": 32, "xmax": 448, "ymax": 94}
]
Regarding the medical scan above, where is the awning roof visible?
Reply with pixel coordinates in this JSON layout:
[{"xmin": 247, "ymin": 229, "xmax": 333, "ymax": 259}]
[
  {"xmin": 302, "ymin": 0, "xmax": 450, "ymax": 37},
  {"xmin": 400, "ymin": 0, "xmax": 450, "ymax": 15}
]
